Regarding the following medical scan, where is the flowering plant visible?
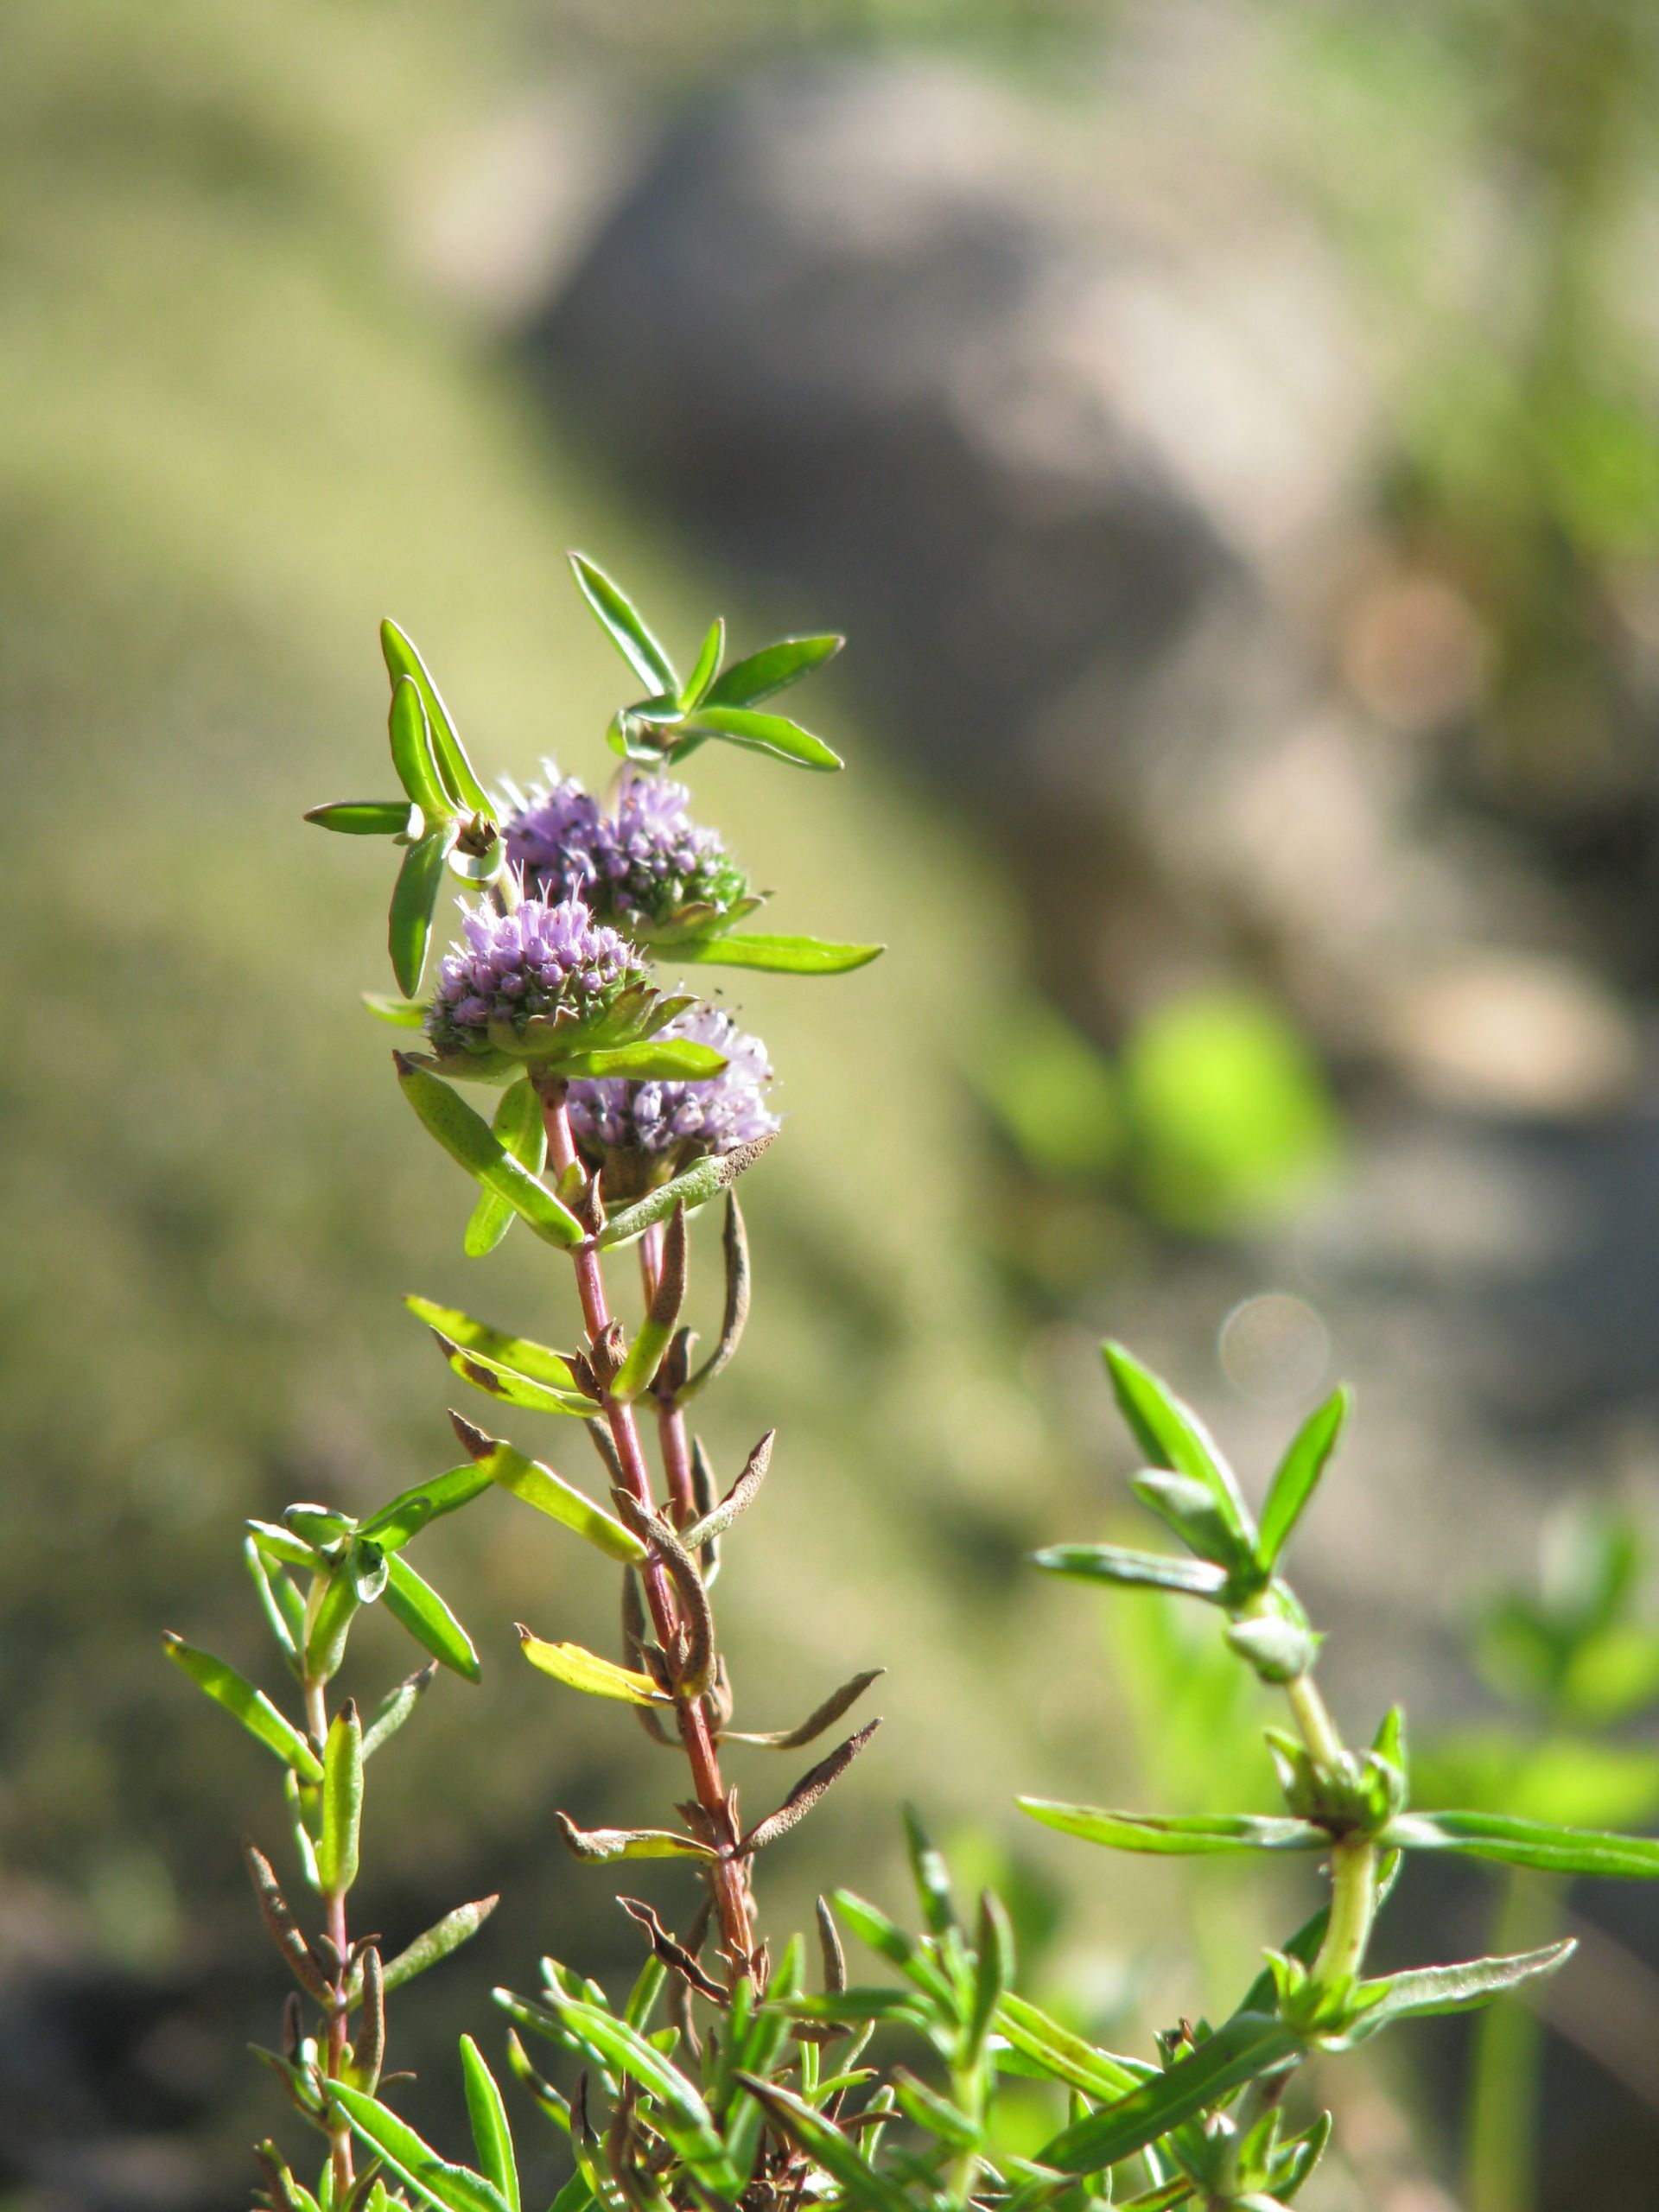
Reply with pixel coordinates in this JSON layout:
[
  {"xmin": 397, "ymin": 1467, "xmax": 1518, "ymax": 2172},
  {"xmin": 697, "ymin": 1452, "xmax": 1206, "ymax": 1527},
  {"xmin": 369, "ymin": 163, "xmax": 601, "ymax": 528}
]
[{"xmin": 168, "ymin": 558, "xmax": 1659, "ymax": 2212}]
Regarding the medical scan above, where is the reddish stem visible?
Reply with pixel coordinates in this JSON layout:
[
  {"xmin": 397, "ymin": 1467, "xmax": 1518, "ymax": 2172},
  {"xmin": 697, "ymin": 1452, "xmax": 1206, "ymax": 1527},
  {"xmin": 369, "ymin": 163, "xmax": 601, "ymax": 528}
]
[
  {"xmin": 541, "ymin": 1084, "xmax": 755, "ymax": 1978},
  {"xmin": 640, "ymin": 1222, "xmax": 696, "ymax": 1527}
]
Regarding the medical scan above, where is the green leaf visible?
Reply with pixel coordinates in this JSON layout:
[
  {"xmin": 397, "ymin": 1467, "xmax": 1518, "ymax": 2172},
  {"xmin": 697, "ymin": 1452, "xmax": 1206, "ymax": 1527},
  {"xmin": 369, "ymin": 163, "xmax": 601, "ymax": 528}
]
[
  {"xmin": 430, "ymin": 1333, "xmax": 591, "ymax": 1417},
  {"xmin": 330, "ymin": 2082, "xmax": 509, "ymax": 2212},
  {"xmin": 901, "ymin": 1802, "xmax": 958, "ymax": 1937},
  {"xmin": 704, "ymin": 634, "xmax": 843, "ymax": 709},
  {"xmin": 683, "ymin": 705, "xmax": 842, "ymax": 771},
  {"xmin": 465, "ymin": 1079, "xmax": 547, "ymax": 1258},
  {"xmin": 381, "ymin": 619, "xmax": 493, "ymax": 817},
  {"xmin": 381, "ymin": 1895, "xmax": 499, "ymax": 1993},
  {"xmin": 518, "ymin": 1631, "xmax": 668, "ymax": 1705},
  {"xmin": 892, "ymin": 2070, "xmax": 980, "ymax": 2150},
  {"xmin": 1102, "ymin": 1341, "xmax": 1255, "ymax": 1552},
  {"xmin": 736, "ymin": 2075, "xmax": 914, "ymax": 2212},
  {"xmin": 555, "ymin": 1039, "xmax": 728, "ymax": 1081},
  {"xmin": 460, "ymin": 2037, "xmax": 520, "ymax": 2212},
  {"xmin": 388, "ymin": 676, "xmax": 452, "ymax": 818},
  {"xmin": 1225, "ymin": 1613, "xmax": 1320, "ymax": 1686},
  {"xmin": 569, "ymin": 554, "xmax": 678, "ymax": 696},
  {"xmin": 1019, "ymin": 1802, "xmax": 1328, "ymax": 1856},
  {"xmin": 969, "ymin": 1891, "xmax": 1014, "ymax": 2054},
  {"xmin": 161, "ymin": 1635, "xmax": 323, "ymax": 1783},
  {"xmin": 363, "ymin": 993, "xmax": 428, "ymax": 1027},
  {"xmin": 382, "ymin": 1554, "xmax": 480, "ymax": 1682},
  {"xmin": 1333, "ymin": 1942, "xmax": 1576, "ymax": 2048},
  {"xmin": 1385, "ymin": 1808, "xmax": 1659, "ymax": 1878},
  {"xmin": 389, "ymin": 830, "xmax": 452, "ymax": 998},
  {"xmin": 1129, "ymin": 1470, "xmax": 1243, "ymax": 1569},
  {"xmin": 358, "ymin": 1464, "xmax": 494, "ymax": 1551},
  {"xmin": 317, "ymin": 1702, "xmax": 365, "ymax": 1897},
  {"xmin": 1039, "ymin": 2015, "xmax": 1301, "ymax": 2176},
  {"xmin": 1258, "ymin": 1389, "xmax": 1351, "ymax": 1570},
  {"xmin": 512, "ymin": 1986, "xmax": 734, "ymax": 2185},
  {"xmin": 1030, "ymin": 1544, "xmax": 1230, "ymax": 1601},
  {"xmin": 361, "ymin": 1667, "xmax": 435, "ymax": 1758},
  {"xmin": 554, "ymin": 1815, "xmax": 716, "ymax": 1864},
  {"xmin": 403, "ymin": 1297, "xmax": 582, "ymax": 1393},
  {"xmin": 598, "ymin": 1133, "xmax": 775, "ymax": 1248},
  {"xmin": 473, "ymin": 1436, "xmax": 645, "ymax": 1562},
  {"xmin": 680, "ymin": 617, "xmax": 725, "ymax": 710},
  {"xmin": 674, "ymin": 931, "xmax": 884, "ymax": 976},
  {"xmin": 995, "ymin": 1994, "xmax": 1154, "ymax": 2101},
  {"xmin": 393, "ymin": 1058, "xmax": 583, "ymax": 1249},
  {"xmin": 830, "ymin": 1891, "xmax": 957, "ymax": 2009},
  {"xmin": 305, "ymin": 800, "xmax": 414, "ymax": 836},
  {"xmin": 243, "ymin": 1536, "xmax": 303, "ymax": 1667}
]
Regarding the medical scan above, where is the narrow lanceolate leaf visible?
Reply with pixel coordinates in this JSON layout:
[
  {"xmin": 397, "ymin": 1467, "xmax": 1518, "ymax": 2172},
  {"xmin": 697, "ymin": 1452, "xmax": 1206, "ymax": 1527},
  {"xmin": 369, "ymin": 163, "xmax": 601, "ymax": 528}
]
[
  {"xmin": 555, "ymin": 1814, "xmax": 717, "ymax": 1865},
  {"xmin": 680, "ymin": 1192, "xmax": 749, "ymax": 1402},
  {"xmin": 610, "ymin": 1492, "xmax": 715, "ymax": 1695},
  {"xmin": 1019, "ymin": 1802, "xmax": 1329, "ymax": 1856},
  {"xmin": 741, "ymin": 1721, "xmax": 882, "ymax": 1855},
  {"xmin": 362, "ymin": 1666, "xmax": 437, "ymax": 1758},
  {"xmin": 556, "ymin": 1039, "xmax": 728, "ymax": 1082},
  {"xmin": 382, "ymin": 1554, "xmax": 480, "ymax": 1682},
  {"xmin": 460, "ymin": 2037, "xmax": 521, "ymax": 2212},
  {"xmin": 598, "ymin": 1133, "xmax": 776, "ymax": 1248},
  {"xmin": 317, "ymin": 1703, "xmax": 365, "ymax": 1897},
  {"xmin": 618, "ymin": 1897, "xmax": 727, "ymax": 2004},
  {"xmin": 330, "ymin": 2082, "xmax": 510, "ymax": 2212},
  {"xmin": 681, "ymin": 1428, "xmax": 775, "ymax": 1551},
  {"xmin": 1332, "ymin": 1942, "xmax": 1576, "ymax": 2048},
  {"xmin": 1384, "ymin": 1809, "xmax": 1659, "ymax": 1878},
  {"xmin": 1030, "ymin": 1544, "xmax": 1230, "ymax": 1601},
  {"xmin": 388, "ymin": 675, "xmax": 452, "ymax": 817},
  {"xmin": 243, "ymin": 1840, "xmax": 332, "ymax": 2001},
  {"xmin": 995, "ymin": 1994, "xmax": 1154, "ymax": 2101},
  {"xmin": 1039, "ymin": 2015, "xmax": 1302, "ymax": 2176},
  {"xmin": 461, "ymin": 1430, "xmax": 644, "ymax": 1562},
  {"xmin": 393, "ymin": 1057, "xmax": 583, "ymax": 1249},
  {"xmin": 1102, "ymin": 1341, "xmax": 1255, "ymax": 1550},
  {"xmin": 684, "ymin": 705, "xmax": 842, "ymax": 771},
  {"xmin": 381, "ymin": 618, "xmax": 493, "ymax": 817},
  {"xmin": 704, "ymin": 634, "xmax": 843, "ymax": 709},
  {"xmin": 244, "ymin": 1536, "xmax": 302, "ymax": 1667},
  {"xmin": 675, "ymin": 932, "xmax": 882, "ymax": 976},
  {"xmin": 381, "ymin": 1896, "xmax": 499, "ymax": 1993},
  {"xmin": 679, "ymin": 618, "xmax": 726, "ymax": 711},
  {"xmin": 724, "ymin": 1669, "xmax": 885, "ymax": 1751},
  {"xmin": 430, "ymin": 1332, "xmax": 591, "ymax": 1417},
  {"xmin": 465, "ymin": 1079, "xmax": 547, "ymax": 1257},
  {"xmin": 404, "ymin": 1297, "xmax": 582, "ymax": 1393},
  {"xmin": 389, "ymin": 830, "xmax": 452, "ymax": 998},
  {"xmin": 735, "ymin": 2075, "xmax": 912, "ymax": 2212},
  {"xmin": 358, "ymin": 1465, "xmax": 494, "ymax": 1551},
  {"xmin": 505, "ymin": 1986, "xmax": 732, "ymax": 2181},
  {"xmin": 569, "ymin": 554, "xmax": 679, "ymax": 696},
  {"xmin": 1257, "ymin": 1389, "xmax": 1351, "ymax": 1571},
  {"xmin": 969, "ymin": 1891, "xmax": 1014, "ymax": 2053},
  {"xmin": 162, "ymin": 1635, "xmax": 324, "ymax": 1782},
  {"xmin": 518, "ymin": 1630, "xmax": 670, "ymax": 1705},
  {"xmin": 1128, "ymin": 1469, "xmax": 1242, "ymax": 1568},
  {"xmin": 305, "ymin": 800, "xmax": 414, "ymax": 836}
]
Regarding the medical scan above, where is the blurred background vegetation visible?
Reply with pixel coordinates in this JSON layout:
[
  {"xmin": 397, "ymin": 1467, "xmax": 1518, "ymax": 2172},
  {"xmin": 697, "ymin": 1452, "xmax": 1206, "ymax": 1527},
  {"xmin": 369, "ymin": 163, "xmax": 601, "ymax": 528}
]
[{"xmin": 4, "ymin": 2, "xmax": 1659, "ymax": 2207}]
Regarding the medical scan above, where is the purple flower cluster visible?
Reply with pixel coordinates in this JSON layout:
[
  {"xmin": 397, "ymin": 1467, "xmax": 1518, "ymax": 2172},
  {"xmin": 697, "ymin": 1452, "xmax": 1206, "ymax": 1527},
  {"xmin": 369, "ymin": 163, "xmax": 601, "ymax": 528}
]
[
  {"xmin": 505, "ymin": 769, "xmax": 748, "ymax": 932},
  {"xmin": 568, "ymin": 1004, "xmax": 779, "ymax": 1179},
  {"xmin": 427, "ymin": 896, "xmax": 644, "ymax": 1055}
]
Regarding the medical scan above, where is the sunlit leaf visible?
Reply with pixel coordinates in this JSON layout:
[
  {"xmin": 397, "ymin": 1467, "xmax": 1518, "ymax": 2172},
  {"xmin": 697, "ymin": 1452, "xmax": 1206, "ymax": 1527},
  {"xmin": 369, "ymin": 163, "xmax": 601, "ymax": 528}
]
[
  {"xmin": 317, "ymin": 1702, "xmax": 364, "ymax": 1897},
  {"xmin": 518, "ymin": 1631, "xmax": 668, "ymax": 1705},
  {"xmin": 381, "ymin": 619, "xmax": 493, "ymax": 817},
  {"xmin": 1102, "ymin": 1342, "xmax": 1255, "ymax": 1554},
  {"xmin": 1039, "ymin": 2015, "xmax": 1301, "ymax": 2175},
  {"xmin": 464, "ymin": 1079, "xmax": 546, "ymax": 1257},
  {"xmin": 674, "ymin": 932, "xmax": 883, "ymax": 976},
  {"xmin": 393, "ymin": 1058, "xmax": 582, "ymax": 1249},
  {"xmin": 305, "ymin": 800, "xmax": 414, "ymax": 836},
  {"xmin": 1020, "ymin": 1802, "xmax": 1327, "ymax": 1855},
  {"xmin": 1031, "ymin": 1544, "xmax": 1230, "ymax": 1602},
  {"xmin": 382, "ymin": 1554, "xmax": 480, "ymax": 1682},
  {"xmin": 683, "ymin": 705, "xmax": 842, "ymax": 772},
  {"xmin": 470, "ymin": 1434, "xmax": 645, "ymax": 1562},
  {"xmin": 460, "ymin": 2037, "xmax": 520, "ymax": 2212},
  {"xmin": 704, "ymin": 634, "xmax": 843, "ymax": 709},
  {"xmin": 161, "ymin": 1634, "xmax": 323, "ymax": 1782},
  {"xmin": 1258, "ymin": 1389, "xmax": 1351, "ymax": 1570},
  {"xmin": 330, "ymin": 2082, "xmax": 509, "ymax": 2212},
  {"xmin": 569, "ymin": 553, "xmax": 678, "ymax": 696},
  {"xmin": 1331, "ymin": 1942, "xmax": 1576, "ymax": 2048},
  {"xmin": 389, "ymin": 831, "xmax": 452, "ymax": 998},
  {"xmin": 1385, "ymin": 1808, "xmax": 1659, "ymax": 1878}
]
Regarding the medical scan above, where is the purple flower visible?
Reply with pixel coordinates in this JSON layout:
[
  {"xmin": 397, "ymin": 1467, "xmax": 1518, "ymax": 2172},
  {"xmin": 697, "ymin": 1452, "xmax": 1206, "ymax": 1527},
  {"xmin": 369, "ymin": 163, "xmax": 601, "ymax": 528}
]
[
  {"xmin": 427, "ymin": 895, "xmax": 645, "ymax": 1056},
  {"xmin": 568, "ymin": 1003, "xmax": 779, "ymax": 1185},
  {"xmin": 501, "ymin": 771, "xmax": 603, "ymax": 906},
  {"xmin": 505, "ymin": 769, "xmax": 749, "ymax": 934}
]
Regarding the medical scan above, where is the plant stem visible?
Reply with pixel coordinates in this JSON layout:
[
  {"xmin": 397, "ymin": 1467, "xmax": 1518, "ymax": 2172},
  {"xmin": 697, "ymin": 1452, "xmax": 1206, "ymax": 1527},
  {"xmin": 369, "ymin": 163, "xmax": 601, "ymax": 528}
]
[
  {"xmin": 1272, "ymin": 1637, "xmax": 1376, "ymax": 1990},
  {"xmin": 541, "ymin": 1082, "xmax": 756, "ymax": 1980},
  {"xmin": 305, "ymin": 1675, "xmax": 353, "ymax": 2202}
]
